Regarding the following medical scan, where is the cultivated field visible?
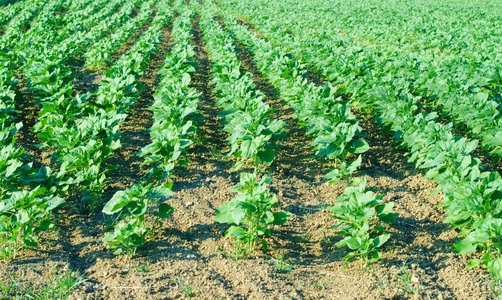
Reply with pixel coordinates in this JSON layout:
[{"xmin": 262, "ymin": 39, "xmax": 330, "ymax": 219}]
[{"xmin": 0, "ymin": 0, "xmax": 501, "ymax": 299}]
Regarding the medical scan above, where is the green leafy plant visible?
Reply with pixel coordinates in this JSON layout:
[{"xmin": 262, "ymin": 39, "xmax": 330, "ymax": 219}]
[
  {"xmin": 324, "ymin": 155, "xmax": 364, "ymax": 186},
  {"xmin": 453, "ymin": 218, "xmax": 502, "ymax": 280},
  {"xmin": 102, "ymin": 183, "xmax": 174, "ymax": 258},
  {"xmin": 296, "ymin": 230, "xmax": 313, "ymax": 243},
  {"xmin": 0, "ymin": 187, "xmax": 65, "ymax": 260},
  {"xmin": 326, "ymin": 178, "xmax": 397, "ymax": 266},
  {"xmin": 214, "ymin": 172, "xmax": 291, "ymax": 256}
]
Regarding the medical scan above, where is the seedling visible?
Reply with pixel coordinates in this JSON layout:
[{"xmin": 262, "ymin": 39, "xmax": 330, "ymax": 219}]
[
  {"xmin": 0, "ymin": 187, "xmax": 65, "ymax": 260},
  {"xmin": 102, "ymin": 183, "xmax": 174, "ymax": 258},
  {"xmin": 394, "ymin": 261, "xmax": 422, "ymax": 294},
  {"xmin": 271, "ymin": 253, "xmax": 293, "ymax": 273},
  {"xmin": 175, "ymin": 278, "xmax": 193, "ymax": 298},
  {"xmin": 296, "ymin": 231, "xmax": 313, "ymax": 243},
  {"xmin": 326, "ymin": 178, "xmax": 397, "ymax": 266},
  {"xmin": 214, "ymin": 172, "xmax": 291, "ymax": 256},
  {"xmin": 0, "ymin": 267, "xmax": 86, "ymax": 299}
]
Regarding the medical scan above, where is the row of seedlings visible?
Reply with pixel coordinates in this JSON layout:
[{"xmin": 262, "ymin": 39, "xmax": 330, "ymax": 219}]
[
  {"xmin": 0, "ymin": 0, "xmax": 45, "ymax": 42},
  {"xmin": 0, "ymin": 58, "xmax": 65, "ymax": 260},
  {"xmin": 0, "ymin": 0, "xmax": 88, "ymax": 260},
  {"xmin": 223, "ymin": 0, "xmax": 502, "ymax": 160},
  {"xmin": 193, "ymin": 1, "xmax": 291, "ymax": 259},
  {"xmin": 0, "ymin": 0, "xmax": 27, "ymax": 29},
  {"xmin": 214, "ymin": 2, "xmax": 397, "ymax": 265},
  {"xmin": 41, "ymin": 0, "xmax": 171, "ymax": 209},
  {"xmin": 0, "ymin": 0, "xmax": 143, "ymax": 260}
]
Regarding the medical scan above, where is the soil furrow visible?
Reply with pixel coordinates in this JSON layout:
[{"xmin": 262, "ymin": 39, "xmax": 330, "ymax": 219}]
[
  {"xmin": 105, "ymin": 19, "xmax": 175, "ymax": 196},
  {"xmin": 170, "ymin": 13, "xmax": 235, "ymax": 185},
  {"xmin": 13, "ymin": 73, "xmax": 51, "ymax": 170}
]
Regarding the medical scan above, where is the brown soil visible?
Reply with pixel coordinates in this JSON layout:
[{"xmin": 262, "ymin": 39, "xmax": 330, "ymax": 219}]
[
  {"xmin": 105, "ymin": 20, "xmax": 175, "ymax": 196},
  {"xmin": 1, "ymin": 8, "xmax": 499, "ymax": 300},
  {"xmin": 13, "ymin": 73, "xmax": 53, "ymax": 170}
]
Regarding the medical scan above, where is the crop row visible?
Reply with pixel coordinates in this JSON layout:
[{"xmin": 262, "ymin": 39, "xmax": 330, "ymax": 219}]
[
  {"xmin": 0, "ymin": 0, "xmax": 27, "ymax": 29},
  {"xmin": 216, "ymin": 0, "xmax": 502, "ymax": 279}
]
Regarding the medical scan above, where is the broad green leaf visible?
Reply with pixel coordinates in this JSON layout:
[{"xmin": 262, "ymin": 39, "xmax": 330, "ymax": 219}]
[
  {"xmin": 452, "ymin": 237, "xmax": 477, "ymax": 255},
  {"xmin": 271, "ymin": 212, "xmax": 292, "ymax": 225},
  {"xmin": 226, "ymin": 226, "xmax": 246, "ymax": 240},
  {"xmin": 345, "ymin": 237, "xmax": 361, "ymax": 250},
  {"xmin": 102, "ymin": 191, "xmax": 130, "ymax": 215},
  {"xmin": 257, "ymin": 148, "xmax": 275, "ymax": 166},
  {"xmin": 153, "ymin": 203, "xmax": 174, "ymax": 219},
  {"xmin": 373, "ymin": 234, "xmax": 390, "ymax": 248}
]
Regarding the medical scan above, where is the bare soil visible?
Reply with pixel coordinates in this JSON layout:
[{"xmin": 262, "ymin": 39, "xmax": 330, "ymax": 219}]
[{"xmin": 1, "ymin": 7, "xmax": 499, "ymax": 300}]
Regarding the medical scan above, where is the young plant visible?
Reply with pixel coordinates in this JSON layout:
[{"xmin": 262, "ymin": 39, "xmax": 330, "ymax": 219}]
[
  {"xmin": 175, "ymin": 277, "xmax": 193, "ymax": 298},
  {"xmin": 0, "ymin": 266, "xmax": 86, "ymax": 299},
  {"xmin": 213, "ymin": 172, "xmax": 291, "ymax": 256},
  {"xmin": 394, "ymin": 261, "xmax": 423, "ymax": 294},
  {"xmin": 102, "ymin": 183, "xmax": 174, "ymax": 258},
  {"xmin": 324, "ymin": 155, "xmax": 364, "ymax": 186},
  {"xmin": 453, "ymin": 218, "xmax": 502, "ymax": 281},
  {"xmin": 271, "ymin": 253, "xmax": 293, "ymax": 274},
  {"xmin": 0, "ymin": 187, "xmax": 65, "ymax": 260},
  {"xmin": 327, "ymin": 178, "xmax": 397, "ymax": 266}
]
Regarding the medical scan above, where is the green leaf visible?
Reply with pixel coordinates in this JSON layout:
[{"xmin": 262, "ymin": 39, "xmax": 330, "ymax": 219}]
[
  {"xmin": 349, "ymin": 139, "xmax": 369, "ymax": 154},
  {"xmin": 16, "ymin": 209, "xmax": 29, "ymax": 224},
  {"xmin": 271, "ymin": 212, "xmax": 292, "ymax": 225},
  {"xmin": 487, "ymin": 257, "xmax": 502, "ymax": 280},
  {"xmin": 368, "ymin": 250, "xmax": 381, "ymax": 262},
  {"xmin": 466, "ymin": 259, "xmax": 482, "ymax": 269},
  {"xmin": 373, "ymin": 234, "xmax": 390, "ymax": 248},
  {"xmin": 240, "ymin": 139, "xmax": 257, "ymax": 159},
  {"xmin": 153, "ymin": 203, "xmax": 174, "ymax": 219},
  {"xmin": 261, "ymin": 239, "xmax": 268, "ymax": 251},
  {"xmin": 23, "ymin": 236, "xmax": 39, "ymax": 248},
  {"xmin": 226, "ymin": 226, "xmax": 246, "ymax": 240},
  {"xmin": 149, "ymin": 185, "xmax": 174, "ymax": 199},
  {"xmin": 213, "ymin": 210, "xmax": 234, "ymax": 224},
  {"xmin": 102, "ymin": 191, "xmax": 130, "ymax": 215},
  {"xmin": 126, "ymin": 198, "xmax": 149, "ymax": 217},
  {"xmin": 452, "ymin": 237, "xmax": 477, "ymax": 255},
  {"xmin": 46, "ymin": 196, "xmax": 66, "ymax": 211},
  {"xmin": 36, "ymin": 220, "xmax": 54, "ymax": 232},
  {"xmin": 257, "ymin": 148, "xmax": 275, "ymax": 166},
  {"xmin": 345, "ymin": 237, "xmax": 361, "ymax": 250}
]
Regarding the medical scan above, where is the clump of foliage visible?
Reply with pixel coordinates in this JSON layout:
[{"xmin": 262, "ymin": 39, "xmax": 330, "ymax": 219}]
[
  {"xmin": 214, "ymin": 172, "xmax": 291, "ymax": 257},
  {"xmin": 327, "ymin": 178, "xmax": 397, "ymax": 266}
]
